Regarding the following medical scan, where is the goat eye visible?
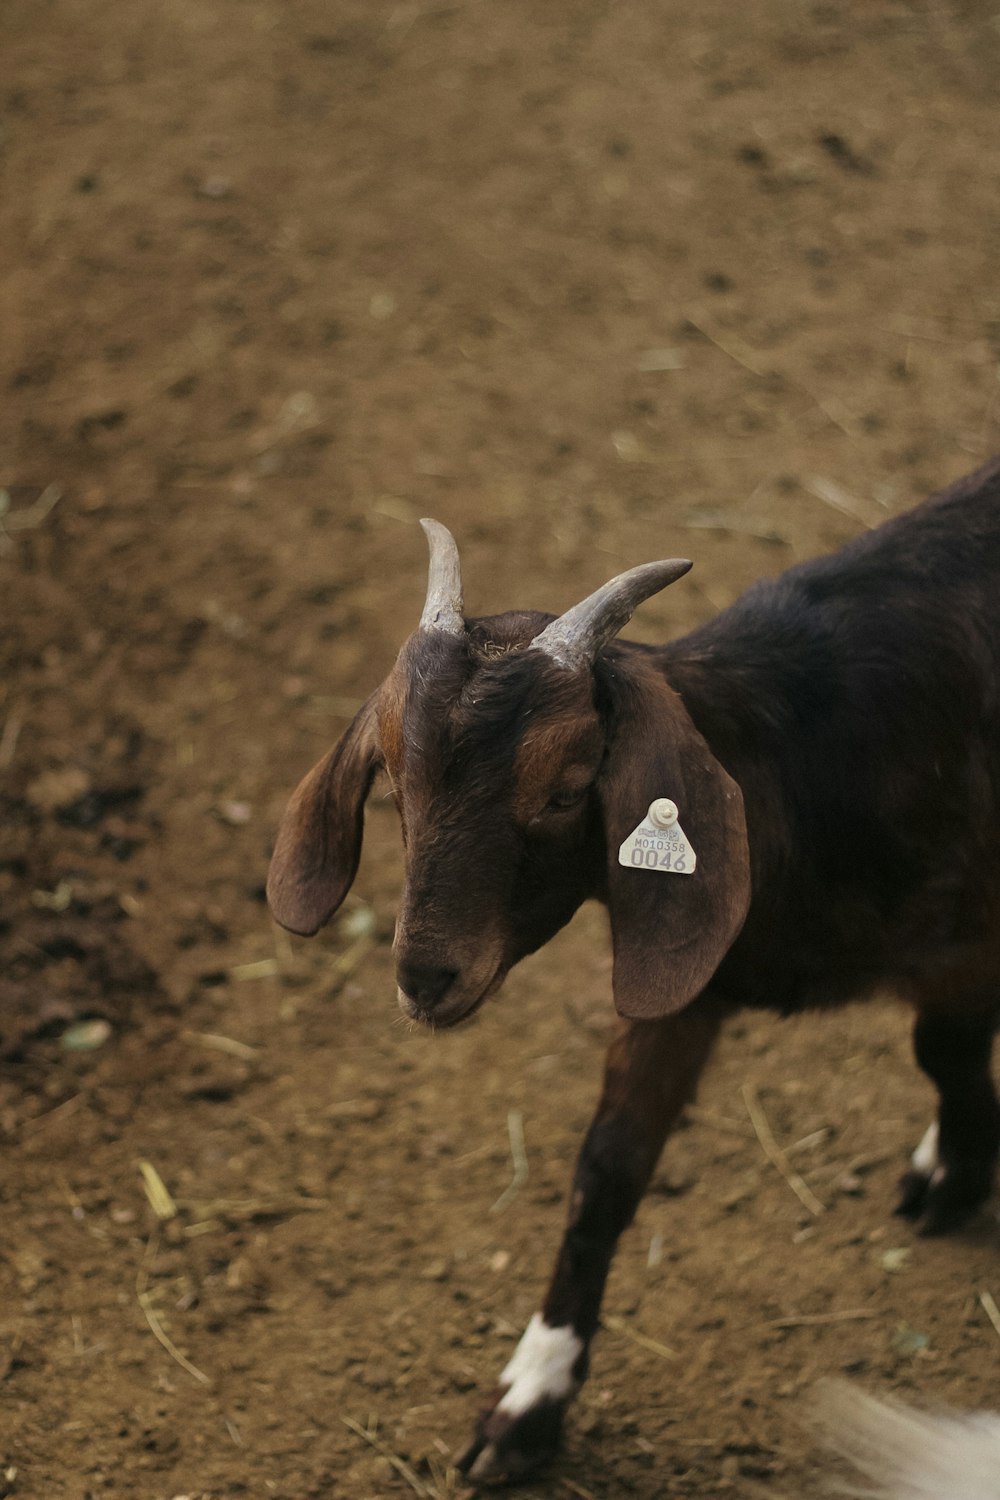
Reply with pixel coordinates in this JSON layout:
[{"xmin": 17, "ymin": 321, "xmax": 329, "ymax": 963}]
[{"xmin": 546, "ymin": 785, "xmax": 588, "ymax": 812}]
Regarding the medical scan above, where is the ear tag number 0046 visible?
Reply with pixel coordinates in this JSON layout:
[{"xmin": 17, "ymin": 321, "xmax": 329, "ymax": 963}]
[{"xmin": 618, "ymin": 798, "xmax": 696, "ymax": 876}]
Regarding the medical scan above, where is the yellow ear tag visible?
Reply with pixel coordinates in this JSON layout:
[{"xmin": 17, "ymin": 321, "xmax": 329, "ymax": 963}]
[{"xmin": 618, "ymin": 798, "xmax": 697, "ymax": 875}]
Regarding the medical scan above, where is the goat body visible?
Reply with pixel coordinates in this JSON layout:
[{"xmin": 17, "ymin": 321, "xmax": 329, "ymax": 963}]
[
  {"xmin": 667, "ymin": 460, "xmax": 1000, "ymax": 1018},
  {"xmin": 268, "ymin": 456, "xmax": 1000, "ymax": 1483}
]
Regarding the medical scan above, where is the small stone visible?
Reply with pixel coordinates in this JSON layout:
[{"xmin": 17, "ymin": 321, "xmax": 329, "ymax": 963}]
[
  {"xmin": 198, "ymin": 176, "xmax": 232, "ymax": 199},
  {"xmin": 61, "ymin": 1019, "xmax": 113, "ymax": 1052},
  {"xmin": 31, "ymin": 882, "xmax": 74, "ymax": 912},
  {"xmin": 369, "ymin": 292, "xmax": 397, "ymax": 320},
  {"xmin": 611, "ymin": 429, "xmax": 644, "ymax": 462},
  {"xmin": 892, "ymin": 1323, "xmax": 929, "ymax": 1356},
  {"xmin": 420, "ymin": 1259, "xmax": 450, "ymax": 1282},
  {"xmin": 26, "ymin": 767, "xmax": 91, "ymax": 813},
  {"xmin": 217, "ymin": 800, "xmax": 252, "ymax": 826}
]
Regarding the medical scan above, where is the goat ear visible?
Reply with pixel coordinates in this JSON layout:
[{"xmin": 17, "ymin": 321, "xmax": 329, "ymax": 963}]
[
  {"xmin": 597, "ymin": 667, "xmax": 750, "ymax": 1020},
  {"xmin": 267, "ymin": 695, "xmax": 381, "ymax": 937}
]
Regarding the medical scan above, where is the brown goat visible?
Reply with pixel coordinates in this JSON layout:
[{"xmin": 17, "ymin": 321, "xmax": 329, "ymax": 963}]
[{"xmin": 267, "ymin": 457, "xmax": 1000, "ymax": 1482}]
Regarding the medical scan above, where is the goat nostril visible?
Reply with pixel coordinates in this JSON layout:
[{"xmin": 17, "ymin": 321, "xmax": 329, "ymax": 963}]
[{"xmin": 397, "ymin": 960, "xmax": 458, "ymax": 1010}]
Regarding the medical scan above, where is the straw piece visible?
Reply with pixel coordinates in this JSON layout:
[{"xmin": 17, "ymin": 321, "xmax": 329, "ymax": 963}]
[
  {"xmin": 979, "ymin": 1290, "xmax": 1000, "ymax": 1340},
  {"xmin": 138, "ymin": 1160, "xmax": 177, "ymax": 1221},
  {"xmin": 490, "ymin": 1110, "xmax": 528, "ymax": 1215},
  {"xmin": 0, "ymin": 712, "xmax": 23, "ymax": 769},
  {"xmin": 135, "ymin": 1233, "xmax": 210, "ymax": 1387},
  {"xmin": 341, "ymin": 1415, "xmax": 434, "ymax": 1498},
  {"xmin": 604, "ymin": 1314, "xmax": 676, "ymax": 1360},
  {"xmin": 2, "ymin": 485, "xmax": 62, "ymax": 532},
  {"xmin": 138, "ymin": 1290, "xmax": 211, "ymax": 1386},
  {"xmin": 183, "ymin": 1030, "xmax": 259, "ymax": 1061},
  {"xmin": 742, "ymin": 1083, "xmax": 825, "ymax": 1217},
  {"xmin": 765, "ymin": 1308, "xmax": 877, "ymax": 1329}
]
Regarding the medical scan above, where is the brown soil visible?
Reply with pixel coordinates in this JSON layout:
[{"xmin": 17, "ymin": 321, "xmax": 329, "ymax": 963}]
[{"xmin": 2, "ymin": 2, "xmax": 999, "ymax": 1496}]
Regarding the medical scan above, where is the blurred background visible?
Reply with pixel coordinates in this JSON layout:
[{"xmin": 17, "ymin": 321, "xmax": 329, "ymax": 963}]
[{"xmin": 1, "ymin": 2, "xmax": 998, "ymax": 1495}]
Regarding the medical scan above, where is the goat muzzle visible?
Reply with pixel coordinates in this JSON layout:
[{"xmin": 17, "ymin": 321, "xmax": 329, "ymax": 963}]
[{"xmin": 395, "ymin": 955, "xmax": 503, "ymax": 1028}]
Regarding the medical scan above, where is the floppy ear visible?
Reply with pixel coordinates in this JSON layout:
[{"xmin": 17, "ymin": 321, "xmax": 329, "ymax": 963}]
[
  {"xmin": 267, "ymin": 694, "xmax": 381, "ymax": 937},
  {"xmin": 597, "ymin": 663, "xmax": 750, "ymax": 1020}
]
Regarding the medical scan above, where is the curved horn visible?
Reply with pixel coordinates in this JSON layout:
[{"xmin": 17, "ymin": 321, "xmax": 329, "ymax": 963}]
[
  {"xmin": 419, "ymin": 518, "xmax": 465, "ymax": 635},
  {"xmin": 531, "ymin": 557, "xmax": 692, "ymax": 669}
]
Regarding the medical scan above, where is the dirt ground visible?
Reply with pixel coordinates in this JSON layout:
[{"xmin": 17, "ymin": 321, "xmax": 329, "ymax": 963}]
[{"xmin": 2, "ymin": 1, "xmax": 999, "ymax": 1496}]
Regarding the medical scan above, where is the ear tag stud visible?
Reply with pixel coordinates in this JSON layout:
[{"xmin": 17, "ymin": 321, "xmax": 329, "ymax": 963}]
[{"xmin": 618, "ymin": 798, "xmax": 697, "ymax": 875}]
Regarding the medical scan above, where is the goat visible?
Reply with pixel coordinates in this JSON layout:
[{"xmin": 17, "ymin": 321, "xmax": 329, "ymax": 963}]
[
  {"xmin": 267, "ymin": 455, "xmax": 1000, "ymax": 1483},
  {"xmin": 817, "ymin": 1383, "xmax": 1000, "ymax": 1500}
]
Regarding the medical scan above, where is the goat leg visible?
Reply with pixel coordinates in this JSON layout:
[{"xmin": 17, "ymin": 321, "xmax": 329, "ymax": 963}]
[
  {"xmin": 895, "ymin": 1005, "xmax": 1000, "ymax": 1235},
  {"xmin": 457, "ymin": 1003, "xmax": 722, "ymax": 1484}
]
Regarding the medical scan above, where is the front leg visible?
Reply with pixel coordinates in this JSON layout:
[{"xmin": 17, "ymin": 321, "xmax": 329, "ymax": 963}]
[
  {"xmin": 895, "ymin": 1006, "xmax": 1000, "ymax": 1233},
  {"xmin": 458, "ymin": 1003, "xmax": 722, "ymax": 1484}
]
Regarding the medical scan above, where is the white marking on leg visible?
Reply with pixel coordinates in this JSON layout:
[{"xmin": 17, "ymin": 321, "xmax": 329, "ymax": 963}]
[
  {"xmin": 911, "ymin": 1121, "xmax": 945, "ymax": 1184},
  {"xmin": 495, "ymin": 1314, "xmax": 583, "ymax": 1418}
]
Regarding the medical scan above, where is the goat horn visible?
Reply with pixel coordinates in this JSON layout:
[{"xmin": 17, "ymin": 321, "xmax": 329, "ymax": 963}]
[
  {"xmin": 419, "ymin": 518, "xmax": 465, "ymax": 635},
  {"xmin": 530, "ymin": 557, "xmax": 692, "ymax": 669}
]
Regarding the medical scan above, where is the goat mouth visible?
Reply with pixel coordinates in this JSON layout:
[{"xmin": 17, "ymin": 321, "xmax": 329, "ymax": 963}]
[{"xmin": 396, "ymin": 971, "xmax": 503, "ymax": 1030}]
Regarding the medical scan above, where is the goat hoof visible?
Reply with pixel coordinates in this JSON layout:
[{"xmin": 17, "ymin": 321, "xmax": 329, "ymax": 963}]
[
  {"xmin": 894, "ymin": 1168, "xmax": 930, "ymax": 1219},
  {"xmin": 894, "ymin": 1163, "xmax": 993, "ymax": 1235},
  {"xmin": 456, "ymin": 1397, "xmax": 564, "ymax": 1485},
  {"xmin": 919, "ymin": 1164, "xmax": 994, "ymax": 1235}
]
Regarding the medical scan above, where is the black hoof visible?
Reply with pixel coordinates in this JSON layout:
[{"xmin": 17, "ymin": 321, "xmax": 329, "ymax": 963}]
[
  {"xmin": 894, "ymin": 1168, "xmax": 930, "ymax": 1220},
  {"xmin": 456, "ymin": 1395, "xmax": 565, "ymax": 1485},
  {"xmin": 894, "ymin": 1162, "xmax": 994, "ymax": 1236}
]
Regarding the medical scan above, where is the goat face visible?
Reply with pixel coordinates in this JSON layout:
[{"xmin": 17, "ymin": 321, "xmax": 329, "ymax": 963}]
[
  {"xmin": 382, "ymin": 625, "xmax": 609, "ymax": 1025},
  {"xmin": 267, "ymin": 521, "xmax": 751, "ymax": 1026}
]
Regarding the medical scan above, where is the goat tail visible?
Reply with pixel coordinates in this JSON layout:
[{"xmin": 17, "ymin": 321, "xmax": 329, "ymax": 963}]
[{"xmin": 815, "ymin": 1380, "xmax": 1000, "ymax": 1500}]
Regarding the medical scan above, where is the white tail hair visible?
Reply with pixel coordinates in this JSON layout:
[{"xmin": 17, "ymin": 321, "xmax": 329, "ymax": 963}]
[{"xmin": 817, "ymin": 1382, "xmax": 1000, "ymax": 1500}]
